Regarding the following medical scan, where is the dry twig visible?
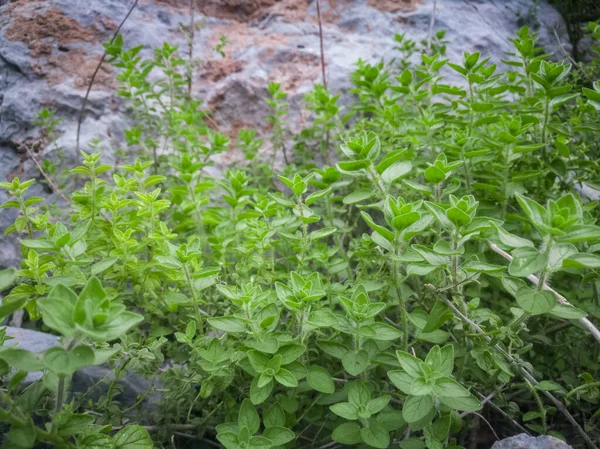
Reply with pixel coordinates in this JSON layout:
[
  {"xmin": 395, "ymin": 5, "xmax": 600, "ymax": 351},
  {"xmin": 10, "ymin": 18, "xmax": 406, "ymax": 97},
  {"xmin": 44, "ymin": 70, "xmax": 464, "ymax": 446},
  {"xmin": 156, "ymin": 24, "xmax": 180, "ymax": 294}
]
[{"xmin": 488, "ymin": 241, "xmax": 600, "ymax": 344}]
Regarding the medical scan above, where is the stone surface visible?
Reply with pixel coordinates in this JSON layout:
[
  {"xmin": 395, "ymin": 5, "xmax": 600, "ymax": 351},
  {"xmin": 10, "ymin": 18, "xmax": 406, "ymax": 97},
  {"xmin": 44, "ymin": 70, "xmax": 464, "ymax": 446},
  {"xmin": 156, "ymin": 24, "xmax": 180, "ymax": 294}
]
[
  {"xmin": 4, "ymin": 326, "xmax": 158, "ymax": 413},
  {"xmin": 491, "ymin": 434, "xmax": 574, "ymax": 449},
  {"xmin": 0, "ymin": 0, "xmax": 571, "ymax": 266}
]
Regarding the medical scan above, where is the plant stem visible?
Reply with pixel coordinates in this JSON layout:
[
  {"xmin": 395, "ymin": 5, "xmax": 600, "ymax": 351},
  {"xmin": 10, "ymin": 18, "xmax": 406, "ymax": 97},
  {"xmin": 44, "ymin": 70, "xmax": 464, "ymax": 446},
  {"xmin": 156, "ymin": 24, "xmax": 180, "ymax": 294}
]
[{"xmin": 525, "ymin": 377, "xmax": 547, "ymax": 434}]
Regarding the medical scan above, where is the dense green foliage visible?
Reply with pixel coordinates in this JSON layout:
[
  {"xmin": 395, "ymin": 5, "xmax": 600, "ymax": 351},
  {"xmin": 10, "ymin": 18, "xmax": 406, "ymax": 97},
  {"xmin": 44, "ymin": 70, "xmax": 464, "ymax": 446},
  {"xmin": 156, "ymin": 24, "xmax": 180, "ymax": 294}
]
[{"xmin": 1, "ymin": 24, "xmax": 600, "ymax": 449}]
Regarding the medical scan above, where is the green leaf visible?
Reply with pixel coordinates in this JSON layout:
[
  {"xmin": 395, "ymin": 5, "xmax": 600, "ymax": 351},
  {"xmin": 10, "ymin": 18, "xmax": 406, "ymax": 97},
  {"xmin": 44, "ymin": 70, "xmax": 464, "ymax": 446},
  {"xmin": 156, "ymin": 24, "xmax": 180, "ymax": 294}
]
[
  {"xmin": 402, "ymin": 394, "xmax": 434, "ymax": 424},
  {"xmin": 563, "ymin": 253, "xmax": 600, "ymax": 269},
  {"xmin": 0, "ymin": 267, "xmax": 17, "ymax": 291},
  {"xmin": 310, "ymin": 227, "xmax": 336, "ymax": 242},
  {"xmin": 342, "ymin": 350, "xmax": 369, "ymax": 376},
  {"xmin": 90, "ymin": 258, "xmax": 118, "ymax": 276},
  {"xmin": 439, "ymin": 394, "xmax": 481, "ymax": 412},
  {"xmin": 78, "ymin": 310, "xmax": 144, "ymax": 342},
  {"xmin": 546, "ymin": 244, "xmax": 577, "ymax": 272},
  {"xmin": 337, "ymin": 159, "xmax": 371, "ymax": 172},
  {"xmin": 208, "ymin": 316, "xmax": 248, "ymax": 333},
  {"xmin": 388, "ymin": 370, "xmax": 414, "ymax": 394},
  {"xmin": 43, "ymin": 346, "xmax": 95, "ymax": 375},
  {"xmin": 276, "ymin": 344, "xmax": 305, "ymax": 364},
  {"xmin": 6, "ymin": 420, "xmax": 36, "ymax": 449},
  {"xmin": 549, "ymin": 303, "xmax": 587, "ymax": 319},
  {"xmin": 239, "ymin": 399, "xmax": 260, "ymax": 435},
  {"xmin": 54, "ymin": 413, "xmax": 94, "ymax": 436},
  {"xmin": 0, "ymin": 348, "xmax": 44, "ymax": 372},
  {"xmin": 343, "ymin": 189, "xmax": 374, "ymax": 204},
  {"xmin": 423, "ymin": 302, "xmax": 454, "ymax": 333},
  {"xmin": 368, "ymin": 322, "xmax": 403, "ymax": 341},
  {"xmin": 0, "ymin": 297, "xmax": 27, "ymax": 320},
  {"xmin": 361, "ymin": 212, "xmax": 395, "ymax": 242},
  {"xmin": 263, "ymin": 427, "xmax": 295, "ymax": 446},
  {"xmin": 516, "ymin": 288, "xmax": 556, "ymax": 315},
  {"xmin": 508, "ymin": 247, "xmax": 547, "ymax": 277},
  {"xmin": 330, "ymin": 402, "xmax": 359, "ymax": 420},
  {"xmin": 249, "ymin": 436, "xmax": 273, "ymax": 449},
  {"xmin": 360, "ymin": 422, "xmax": 391, "ymax": 449},
  {"xmin": 264, "ymin": 403, "xmax": 286, "ymax": 428},
  {"xmin": 250, "ymin": 377, "xmax": 273, "ymax": 405},
  {"xmin": 434, "ymin": 377, "xmax": 471, "ymax": 398},
  {"xmin": 247, "ymin": 350, "xmax": 269, "ymax": 373},
  {"xmin": 395, "ymin": 351, "xmax": 422, "ymax": 377},
  {"xmin": 376, "ymin": 411, "xmax": 406, "ymax": 432},
  {"xmin": 332, "ymin": 422, "xmax": 363, "ymax": 445},
  {"xmin": 80, "ymin": 434, "xmax": 114, "ymax": 449},
  {"xmin": 381, "ymin": 161, "xmax": 412, "ymax": 183},
  {"xmin": 437, "ymin": 344, "xmax": 454, "ymax": 377},
  {"xmin": 367, "ymin": 395, "xmax": 391, "ymax": 414},
  {"xmin": 305, "ymin": 186, "xmax": 333, "ymax": 206},
  {"xmin": 275, "ymin": 368, "xmax": 298, "ymax": 387},
  {"xmin": 558, "ymin": 225, "xmax": 600, "ymax": 243},
  {"xmin": 399, "ymin": 438, "xmax": 426, "ymax": 449},
  {"xmin": 114, "ymin": 425, "xmax": 153, "ymax": 449},
  {"xmin": 307, "ymin": 366, "xmax": 335, "ymax": 394},
  {"xmin": 217, "ymin": 432, "xmax": 239, "ymax": 449},
  {"xmin": 515, "ymin": 193, "xmax": 547, "ymax": 231},
  {"xmin": 38, "ymin": 284, "xmax": 78, "ymax": 336},
  {"xmin": 536, "ymin": 380, "xmax": 563, "ymax": 391}
]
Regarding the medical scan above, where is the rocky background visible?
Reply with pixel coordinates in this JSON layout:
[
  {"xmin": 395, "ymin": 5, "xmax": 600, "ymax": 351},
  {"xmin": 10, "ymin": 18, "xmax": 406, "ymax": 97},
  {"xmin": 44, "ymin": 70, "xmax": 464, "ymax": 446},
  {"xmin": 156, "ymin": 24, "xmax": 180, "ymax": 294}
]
[{"xmin": 0, "ymin": 0, "xmax": 574, "ymax": 267}]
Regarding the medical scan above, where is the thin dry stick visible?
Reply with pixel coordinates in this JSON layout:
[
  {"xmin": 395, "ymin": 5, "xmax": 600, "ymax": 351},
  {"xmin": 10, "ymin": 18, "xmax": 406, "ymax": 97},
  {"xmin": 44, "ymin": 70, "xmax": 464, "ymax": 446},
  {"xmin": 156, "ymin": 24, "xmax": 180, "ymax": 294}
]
[
  {"xmin": 315, "ymin": 0, "xmax": 331, "ymax": 166},
  {"xmin": 441, "ymin": 294, "xmax": 598, "ymax": 449},
  {"xmin": 187, "ymin": 0, "xmax": 195, "ymax": 99},
  {"xmin": 488, "ymin": 241, "xmax": 600, "ymax": 344},
  {"xmin": 425, "ymin": 0, "xmax": 438, "ymax": 55},
  {"xmin": 24, "ymin": 146, "xmax": 71, "ymax": 204},
  {"xmin": 75, "ymin": 0, "xmax": 140, "ymax": 154},
  {"xmin": 552, "ymin": 27, "xmax": 578, "ymax": 67},
  {"xmin": 315, "ymin": 0, "xmax": 327, "ymax": 89},
  {"xmin": 473, "ymin": 412, "xmax": 499, "ymax": 442}
]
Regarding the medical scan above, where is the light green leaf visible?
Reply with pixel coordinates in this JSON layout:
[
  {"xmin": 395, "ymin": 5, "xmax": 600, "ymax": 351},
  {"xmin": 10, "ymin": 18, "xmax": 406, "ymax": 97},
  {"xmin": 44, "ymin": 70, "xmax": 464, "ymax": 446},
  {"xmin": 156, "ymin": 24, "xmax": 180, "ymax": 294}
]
[
  {"xmin": 546, "ymin": 244, "xmax": 577, "ymax": 272},
  {"xmin": 263, "ymin": 427, "xmax": 294, "ymax": 446},
  {"xmin": 381, "ymin": 161, "xmax": 412, "ymax": 183},
  {"xmin": 0, "ymin": 348, "xmax": 44, "ymax": 372},
  {"xmin": 38, "ymin": 284, "xmax": 77, "ymax": 336},
  {"xmin": 388, "ymin": 370, "xmax": 414, "ymax": 394},
  {"xmin": 367, "ymin": 395, "xmax": 391, "ymax": 414},
  {"xmin": 0, "ymin": 267, "xmax": 17, "ymax": 291},
  {"xmin": 307, "ymin": 366, "xmax": 335, "ymax": 394},
  {"xmin": 343, "ymin": 189, "xmax": 374, "ymax": 204},
  {"xmin": 395, "ymin": 351, "xmax": 422, "ymax": 377},
  {"xmin": 332, "ymin": 422, "xmax": 362, "ymax": 445},
  {"xmin": 549, "ymin": 303, "xmax": 587, "ymax": 319},
  {"xmin": 434, "ymin": 377, "xmax": 471, "ymax": 398},
  {"xmin": 360, "ymin": 422, "xmax": 390, "ymax": 449},
  {"xmin": 250, "ymin": 377, "xmax": 273, "ymax": 405},
  {"xmin": 239, "ymin": 399, "xmax": 260, "ymax": 435},
  {"xmin": 274, "ymin": 368, "xmax": 298, "ymax": 387},
  {"xmin": 114, "ymin": 425, "xmax": 153, "ymax": 449},
  {"xmin": 516, "ymin": 288, "xmax": 556, "ymax": 315},
  {"xmin": 208, "ymin": 316, "xmax": 248, "ymax": 333},
  {"xmin": 563, "ymin": 253, "xmax": 600, "ymax": 269},
  {"xmin": 263, "ymin": 403, "xmax": 285, "ymax": 428},
  {"xmin": 439, "ymin": 394, "xmax": 481, "ymax": 412},
  {"xmin": 342, "ymin": 350, "xmax": 369, "ymax": 376},
  {"xmin": 509, "ymin": 247, "xmax": 547, "ymax": 277},
  {"xmin": 43, "ymin": 346, "xmax": 95, "ymax": 375},
  {"xmin": 402, "ymin": 394, "xmax": 434, "ymax": 424}
]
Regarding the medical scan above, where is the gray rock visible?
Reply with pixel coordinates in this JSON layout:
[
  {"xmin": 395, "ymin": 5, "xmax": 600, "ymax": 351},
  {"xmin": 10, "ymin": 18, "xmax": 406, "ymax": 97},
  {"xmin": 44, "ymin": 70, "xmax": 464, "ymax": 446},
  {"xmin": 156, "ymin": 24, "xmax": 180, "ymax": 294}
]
[
  {"xmin": 491, "ymin": 434, "xmax": 574, "ymax": 449},
  {"xmin": 3, "ymin": 326, "xmax": 159, "ymax": 414},
  {"xmin": 0, "ymin": 0, "xmax": 571, "ymax": 266}
]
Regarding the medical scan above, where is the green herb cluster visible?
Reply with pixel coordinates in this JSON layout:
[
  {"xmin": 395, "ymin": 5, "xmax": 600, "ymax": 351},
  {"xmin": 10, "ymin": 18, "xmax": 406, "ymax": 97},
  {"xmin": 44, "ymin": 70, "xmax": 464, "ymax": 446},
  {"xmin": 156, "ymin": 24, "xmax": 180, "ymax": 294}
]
[{"xmin": 0, "ymin": 24, "xmax": 600, "ymax": 449}]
